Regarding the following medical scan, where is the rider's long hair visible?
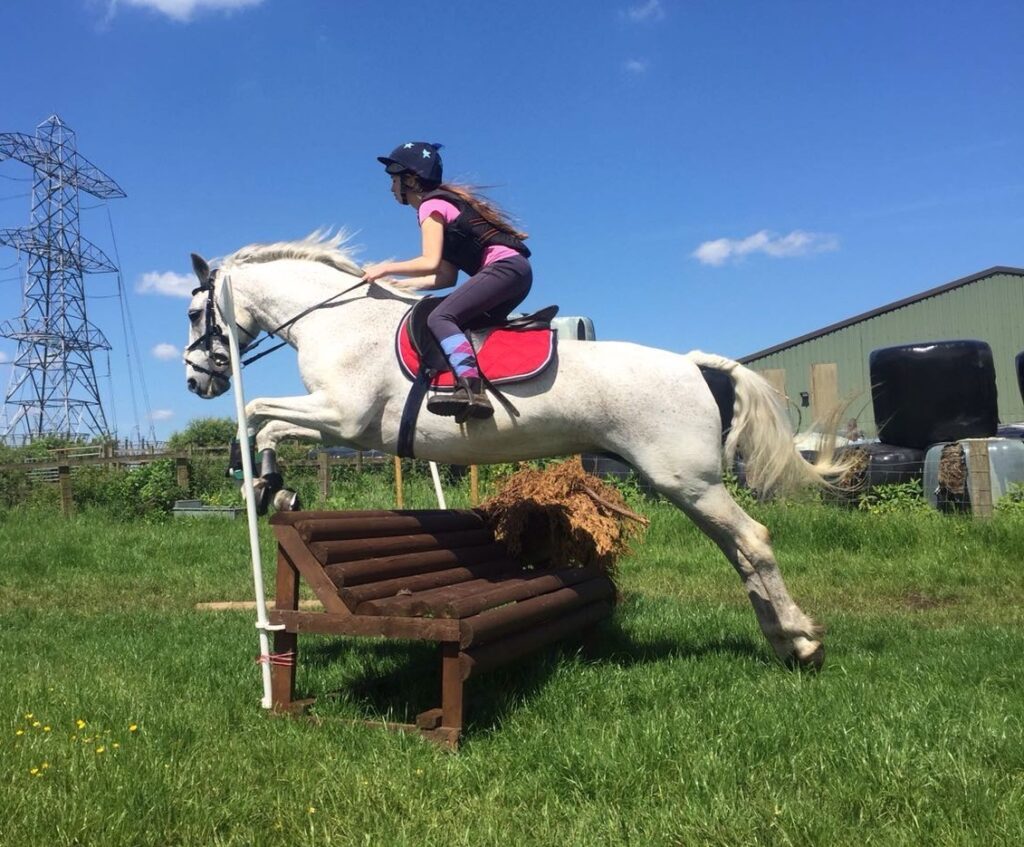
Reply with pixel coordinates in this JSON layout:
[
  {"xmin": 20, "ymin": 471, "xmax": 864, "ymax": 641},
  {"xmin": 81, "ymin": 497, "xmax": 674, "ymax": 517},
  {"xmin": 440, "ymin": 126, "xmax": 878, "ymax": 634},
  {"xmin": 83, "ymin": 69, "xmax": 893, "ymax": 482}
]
[
  {"xmin": 438, "ymin": 183, "xmax": 529, "ymax": 241},
  {"xmin": 406, "ymin": 174, "xmax": 529, "ymax": 241}
]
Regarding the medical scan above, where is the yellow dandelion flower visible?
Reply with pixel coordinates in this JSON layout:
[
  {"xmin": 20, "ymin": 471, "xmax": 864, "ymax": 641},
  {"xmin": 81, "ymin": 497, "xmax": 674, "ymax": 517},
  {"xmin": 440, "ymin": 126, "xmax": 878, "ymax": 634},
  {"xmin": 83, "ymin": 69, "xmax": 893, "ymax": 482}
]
[
  {"xmin": 15, "ymin": 730, "xmax": 24, "ymax": 736},
  {"xmin": 76, "ymin": 719, "xmax": 86, "ymax": 729},
  {"xmin": 32, "ymin": 721, "xmax": 41, "ymax": 728},
  {"xmin": 30, "ymin": 768, "xmax": 39, "ymax": 775},
  {"xmin": 43, "ymin": 726, "xmax": 51, "ymax": 732},
  {"xmin": 112, "ymin": 743, "xmax": 120, "ymax": 749},
  {"xmin": 24, "ymin": 713, "xmax": 33, "ymax": 719},
  {"xmin": 129, "ymin": 724, "xmax": 138, "ymax": 732},
  {"xmin": 308, "ymin": 807, "xmax": 316, "ymax": 814},
  {"xmin": 96, "ymin": 746, "xmax": 106, "ymax": 754},
  {"xmin": 34, "ymin": 772, "xmax": 43, "ymax": 778},
  {"xmin": 42, "ymin": 763, "xmax": 50, "ymax": 769}
]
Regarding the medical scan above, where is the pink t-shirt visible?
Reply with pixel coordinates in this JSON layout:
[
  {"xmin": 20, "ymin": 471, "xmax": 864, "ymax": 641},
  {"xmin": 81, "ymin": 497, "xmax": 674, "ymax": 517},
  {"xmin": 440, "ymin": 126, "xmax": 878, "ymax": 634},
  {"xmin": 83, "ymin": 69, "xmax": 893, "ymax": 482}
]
[{"xmin": 418, "ymin": 198, "xmax": 520, "ymax": 268}]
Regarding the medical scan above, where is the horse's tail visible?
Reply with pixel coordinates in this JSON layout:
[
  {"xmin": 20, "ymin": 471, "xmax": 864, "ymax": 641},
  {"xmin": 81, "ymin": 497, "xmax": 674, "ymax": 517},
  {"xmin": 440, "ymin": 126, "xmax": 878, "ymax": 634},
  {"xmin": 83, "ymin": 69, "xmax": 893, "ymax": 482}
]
[{"xmin": 686, "ymin": 350, "xmax": 852, "ymax": 496}]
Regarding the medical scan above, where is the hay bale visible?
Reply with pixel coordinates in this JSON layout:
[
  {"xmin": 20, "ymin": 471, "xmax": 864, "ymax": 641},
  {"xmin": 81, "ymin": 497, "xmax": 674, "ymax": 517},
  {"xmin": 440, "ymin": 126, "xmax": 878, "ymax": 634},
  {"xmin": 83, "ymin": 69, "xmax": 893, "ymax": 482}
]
[
  {"xmin": 478, "ymin": 459, "xmax": 648, "ymax": 574},
  {"xmin": 938, "ymin": 443, "xmax": 966, "ymax": 495}
]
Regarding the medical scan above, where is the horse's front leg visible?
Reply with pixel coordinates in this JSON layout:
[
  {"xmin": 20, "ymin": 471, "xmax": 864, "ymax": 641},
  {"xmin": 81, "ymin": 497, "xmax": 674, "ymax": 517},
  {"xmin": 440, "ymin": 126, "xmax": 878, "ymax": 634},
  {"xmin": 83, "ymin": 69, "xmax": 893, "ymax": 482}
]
[
  {"xmin": 245, "ymin": 391, "xmax": 344, "ymax": 436},
  {"xmin": 246, "ymin": 421, "xmax": 325, "ymax": 514},
  {"xmin": 243, "ymin": 392, "xmax": 342, "ymax": 515}
]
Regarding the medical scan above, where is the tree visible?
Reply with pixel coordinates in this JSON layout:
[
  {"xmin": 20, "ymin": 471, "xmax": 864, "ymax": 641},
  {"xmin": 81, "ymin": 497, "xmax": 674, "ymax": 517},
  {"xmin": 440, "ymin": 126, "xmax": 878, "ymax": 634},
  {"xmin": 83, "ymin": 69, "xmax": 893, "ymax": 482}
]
[{"xmin": 167, "ymin": 417, "xmax": 236, "ymax": 449}]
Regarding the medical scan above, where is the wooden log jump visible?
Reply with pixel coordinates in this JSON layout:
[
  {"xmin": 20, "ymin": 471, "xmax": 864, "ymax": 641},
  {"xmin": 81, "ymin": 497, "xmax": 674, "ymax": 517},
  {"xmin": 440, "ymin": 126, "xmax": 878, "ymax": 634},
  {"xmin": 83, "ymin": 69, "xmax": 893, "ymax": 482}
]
[{"xmin": 268, "ymin": 508, "xmax": 617, "ymax": 747}]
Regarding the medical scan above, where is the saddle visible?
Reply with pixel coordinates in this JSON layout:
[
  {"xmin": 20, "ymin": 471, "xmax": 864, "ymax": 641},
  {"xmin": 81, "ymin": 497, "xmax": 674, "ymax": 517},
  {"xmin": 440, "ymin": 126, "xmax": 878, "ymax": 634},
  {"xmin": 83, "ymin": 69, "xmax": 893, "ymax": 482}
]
[
  {"xmin": 396, "ymin": 297, "xmax": 559, "ymax": 389},
  {"xmin": 395, "ymin": 297, "xmax": 560, "ymax": 457}
]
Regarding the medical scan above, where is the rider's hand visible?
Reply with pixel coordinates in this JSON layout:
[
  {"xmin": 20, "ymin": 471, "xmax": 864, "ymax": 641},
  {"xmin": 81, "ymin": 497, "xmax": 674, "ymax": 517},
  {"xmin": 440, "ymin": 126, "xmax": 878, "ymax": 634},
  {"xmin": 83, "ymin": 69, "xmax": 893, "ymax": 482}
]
[{"xmin": 361, "ymin": 263, "xmax": 391, "ymax": 283}]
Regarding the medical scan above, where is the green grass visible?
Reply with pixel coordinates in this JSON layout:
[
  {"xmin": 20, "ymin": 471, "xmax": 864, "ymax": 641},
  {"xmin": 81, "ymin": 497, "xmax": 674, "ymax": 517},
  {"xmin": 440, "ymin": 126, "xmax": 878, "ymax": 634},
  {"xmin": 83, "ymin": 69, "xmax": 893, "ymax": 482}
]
[{"xmin": 2, "ymin": 482, "xmax": 1023, "ymax": 846}]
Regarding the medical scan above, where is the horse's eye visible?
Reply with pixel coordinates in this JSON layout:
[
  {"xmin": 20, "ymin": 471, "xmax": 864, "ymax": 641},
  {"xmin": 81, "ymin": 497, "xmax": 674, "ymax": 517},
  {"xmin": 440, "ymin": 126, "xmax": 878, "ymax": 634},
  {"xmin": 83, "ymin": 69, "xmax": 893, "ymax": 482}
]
[
  {"xmin": 211, "ymin": 352, "xmax": 230, "ymax": 368},
  {"xmin": 188, "ymin": 309, "xmax": 202, "ymax": 323}
]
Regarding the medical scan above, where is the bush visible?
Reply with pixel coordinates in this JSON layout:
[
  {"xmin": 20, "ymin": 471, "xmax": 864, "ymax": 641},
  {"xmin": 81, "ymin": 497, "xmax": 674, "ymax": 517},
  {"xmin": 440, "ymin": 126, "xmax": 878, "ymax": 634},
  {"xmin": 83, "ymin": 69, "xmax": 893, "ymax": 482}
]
[
  {"xmin": 995, "ymin": 482, "xmax": 1024, "ymax": 517},
  {"xmin": 857, "ymin": 479, "xmax": 932, "ymax": 515},
  {"xmin": 73, "ymin": 460, "xmax": 185, "ymax": 519}
]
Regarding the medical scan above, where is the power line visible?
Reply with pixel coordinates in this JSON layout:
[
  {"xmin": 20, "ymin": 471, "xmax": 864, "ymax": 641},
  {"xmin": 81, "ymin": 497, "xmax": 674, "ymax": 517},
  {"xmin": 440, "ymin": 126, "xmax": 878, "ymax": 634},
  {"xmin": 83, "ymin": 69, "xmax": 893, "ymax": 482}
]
[{"xmin": 107, "ymin": 205, "xmax": 156, "ymax": 443}]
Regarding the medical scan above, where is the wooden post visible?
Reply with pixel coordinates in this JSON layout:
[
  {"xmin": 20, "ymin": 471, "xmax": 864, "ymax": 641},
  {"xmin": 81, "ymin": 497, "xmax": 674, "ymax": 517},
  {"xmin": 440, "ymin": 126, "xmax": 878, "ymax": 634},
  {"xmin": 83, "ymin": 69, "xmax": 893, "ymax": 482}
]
[
  {"xmin": 318, "ymin": 451, "xmax": 330, "ymax": 501},
  {"xmin": 271, "ymin": 549, "xmax": 300, "ymax": 712},
  {"xmin": 810, "ymin": 362, "xmax": 839, "ymax": 424},
  {"xmin": 470, "ymin": 465, "xmax": 479, "ymax": 506},
  {"xmin": 394, "ymin": 456, "xmax": 404, "ymax": 508},
  {"xmin": 355, "ymin": 450, "xmax": 363, "ymax": 474},
  {"xmin": 175, "ymin": 456, "xmax": 190, "ymax": 492},
  {"xmin": 965, "ymin": 439, "xmax": 993, "ymax": 518},
  {"xmin": 58, "ymin": 465, "xmax": 74, "ymax": 517}
]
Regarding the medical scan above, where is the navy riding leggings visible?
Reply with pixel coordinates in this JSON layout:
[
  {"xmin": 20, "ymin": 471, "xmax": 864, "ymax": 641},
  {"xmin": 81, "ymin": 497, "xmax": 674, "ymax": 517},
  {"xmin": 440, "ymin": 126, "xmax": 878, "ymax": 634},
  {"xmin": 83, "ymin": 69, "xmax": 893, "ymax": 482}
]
[{"xmin": 426, "ymin": 254, "xmax": 533, "ymax": 343}]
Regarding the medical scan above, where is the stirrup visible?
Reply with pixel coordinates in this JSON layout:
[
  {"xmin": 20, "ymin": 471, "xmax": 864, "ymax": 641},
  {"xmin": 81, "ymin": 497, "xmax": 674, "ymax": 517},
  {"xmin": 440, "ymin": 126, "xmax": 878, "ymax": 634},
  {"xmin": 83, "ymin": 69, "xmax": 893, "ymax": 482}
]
[{"xmin": 455, "ymin": 378, "xmax": 493, "ymax": 424}]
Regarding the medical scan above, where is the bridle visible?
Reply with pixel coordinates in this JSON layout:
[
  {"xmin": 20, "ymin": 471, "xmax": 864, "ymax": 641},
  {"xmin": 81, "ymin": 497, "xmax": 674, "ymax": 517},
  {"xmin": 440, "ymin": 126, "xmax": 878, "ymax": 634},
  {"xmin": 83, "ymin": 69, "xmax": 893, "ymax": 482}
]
[
  {"xmin": 184, "ymin": 267, "xmax": 368, "ymax": 381},
  {"xmin": 184, "ymin": 269, "xmax": 237, "ymax": 384}
]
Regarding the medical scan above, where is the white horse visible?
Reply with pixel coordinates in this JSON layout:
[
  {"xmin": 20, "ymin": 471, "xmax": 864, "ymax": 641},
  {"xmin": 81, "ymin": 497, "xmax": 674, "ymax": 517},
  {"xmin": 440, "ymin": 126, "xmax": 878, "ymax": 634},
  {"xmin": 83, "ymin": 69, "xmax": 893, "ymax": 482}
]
[{"xmin": 184, "ymin": 234, "xmax": 844, "ymax": 669}]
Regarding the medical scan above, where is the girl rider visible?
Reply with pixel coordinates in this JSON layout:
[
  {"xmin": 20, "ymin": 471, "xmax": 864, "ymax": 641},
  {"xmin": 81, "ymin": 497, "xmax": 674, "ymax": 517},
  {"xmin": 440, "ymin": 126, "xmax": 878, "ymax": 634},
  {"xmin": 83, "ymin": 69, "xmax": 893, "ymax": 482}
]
[{"xmin": 361, "ymin": 142, "xmax": 532, "ymax": 421}]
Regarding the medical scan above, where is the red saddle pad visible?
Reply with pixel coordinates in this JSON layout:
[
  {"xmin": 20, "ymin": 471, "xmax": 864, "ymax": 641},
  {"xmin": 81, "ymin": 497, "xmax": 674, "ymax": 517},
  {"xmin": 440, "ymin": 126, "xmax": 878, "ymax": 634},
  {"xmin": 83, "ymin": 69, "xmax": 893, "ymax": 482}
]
[{"xmin": 396, "ymin": 315, "xmax": 555, "ymax": 389}]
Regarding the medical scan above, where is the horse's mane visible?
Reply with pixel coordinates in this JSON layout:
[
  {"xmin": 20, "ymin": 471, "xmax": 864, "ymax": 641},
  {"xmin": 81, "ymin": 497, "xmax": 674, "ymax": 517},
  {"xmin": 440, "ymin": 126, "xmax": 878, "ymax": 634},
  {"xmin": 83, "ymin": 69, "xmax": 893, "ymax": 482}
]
[{"xmin": 220, "ymin": 229, "xmax": 363, "ymax": 277}]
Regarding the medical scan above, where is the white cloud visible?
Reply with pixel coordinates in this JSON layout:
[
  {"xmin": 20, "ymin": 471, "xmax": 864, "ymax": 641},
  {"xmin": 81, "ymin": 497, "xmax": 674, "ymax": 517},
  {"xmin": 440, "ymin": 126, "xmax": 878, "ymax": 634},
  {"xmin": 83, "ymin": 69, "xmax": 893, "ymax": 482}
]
[
  {"xmin": 136, "ymin": 270, "xmax": 194, "ymax": 298},
  {"xmin": 624, "ymin": 59, "xmax": 649, "ymax": 74},
  {"xmin": 692, "ymin": 230, "xmax": 840, "ymax": 266},
  {"xmin": 152, "ymin": 342, "xmax": 181, "ymax": 361},
  {"xmin": 150, "ymin": 409, "xmax": 174, "ymax": 421},
  {"xmin": 625, "ymin": 0, "xmax": 665, "ymax": 22},
  {"xmin": 0, "ymin": 351, "xmax": 10, "ymax": 364},
  {"xmin": 108, "ymin": 0, "xmax": 264, "ymax": 23}
]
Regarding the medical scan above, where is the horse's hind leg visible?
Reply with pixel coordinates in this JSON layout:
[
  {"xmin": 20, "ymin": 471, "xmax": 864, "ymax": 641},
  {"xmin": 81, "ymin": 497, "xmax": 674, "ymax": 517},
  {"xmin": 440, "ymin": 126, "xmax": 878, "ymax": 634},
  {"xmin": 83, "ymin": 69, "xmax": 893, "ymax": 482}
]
[{"xmin": 664, "ymin": 481, "xmax": 824, "ymax": 669}]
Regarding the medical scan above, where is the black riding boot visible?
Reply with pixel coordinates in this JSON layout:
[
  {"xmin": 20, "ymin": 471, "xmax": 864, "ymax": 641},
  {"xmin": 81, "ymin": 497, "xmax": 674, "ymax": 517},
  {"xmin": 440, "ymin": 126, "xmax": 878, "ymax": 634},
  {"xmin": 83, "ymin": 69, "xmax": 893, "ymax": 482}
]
[{"xmin": 427, "ymin": 376, "xmax": 494, "ymax": 421}]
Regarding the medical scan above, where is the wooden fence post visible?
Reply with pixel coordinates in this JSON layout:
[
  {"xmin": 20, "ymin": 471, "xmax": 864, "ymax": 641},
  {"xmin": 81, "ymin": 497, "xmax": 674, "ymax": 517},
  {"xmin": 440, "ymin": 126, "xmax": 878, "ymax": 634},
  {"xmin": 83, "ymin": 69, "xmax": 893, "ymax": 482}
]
[
  {"xmin": 394, "ymin": 456, "xmax": 404, "ymax": 508},
  {"xmin": 319, "ymin": 451, "xmax": 331, "ymax": 501},
  {"xmin": 58, "ymin": 465, "xmax": 74, "ymax": 517},
  {"xmin": 355, "ymin": 450, "xmax": 363, "ymax": 474},
  {"xmin": 175, "ymin": 456, "xmax": 190, "ymax": 492},
  {"xmin": 965, "ymin": 439, "xmax": 993, "ymax": 519}
]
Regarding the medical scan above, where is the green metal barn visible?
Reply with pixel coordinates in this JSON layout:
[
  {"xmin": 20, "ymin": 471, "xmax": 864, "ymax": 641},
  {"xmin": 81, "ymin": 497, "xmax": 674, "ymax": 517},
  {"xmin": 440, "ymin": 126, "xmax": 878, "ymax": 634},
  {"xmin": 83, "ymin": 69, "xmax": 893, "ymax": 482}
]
[{"xmin": 739, "ymin": 266, "xmax": 1024, "ymax": 435}]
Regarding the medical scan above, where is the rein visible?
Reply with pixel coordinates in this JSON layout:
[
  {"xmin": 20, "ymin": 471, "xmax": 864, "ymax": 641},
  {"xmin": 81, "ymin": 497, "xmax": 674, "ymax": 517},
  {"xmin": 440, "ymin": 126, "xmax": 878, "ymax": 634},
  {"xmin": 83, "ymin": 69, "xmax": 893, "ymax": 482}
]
[
  {"xmin": 239, "ymin": 276, "xmax": 368, "ymax": 367},
  {"xmin": 186, "ymin": 270, "xmax": 367, "ymax": 375}
]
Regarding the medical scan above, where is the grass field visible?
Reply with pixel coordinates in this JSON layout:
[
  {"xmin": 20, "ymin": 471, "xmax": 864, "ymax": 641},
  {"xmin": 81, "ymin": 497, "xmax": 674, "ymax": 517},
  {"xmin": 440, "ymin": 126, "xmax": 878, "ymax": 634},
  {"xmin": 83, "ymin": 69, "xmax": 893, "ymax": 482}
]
[{"xmin": 2, "ymin": 477, "xmax": 1023, "ymax": 846}]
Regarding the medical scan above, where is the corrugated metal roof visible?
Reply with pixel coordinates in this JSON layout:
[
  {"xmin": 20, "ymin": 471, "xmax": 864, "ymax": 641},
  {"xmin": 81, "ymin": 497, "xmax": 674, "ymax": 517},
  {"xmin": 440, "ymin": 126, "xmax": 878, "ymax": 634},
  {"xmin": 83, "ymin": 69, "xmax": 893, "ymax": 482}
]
[{"xmin": 740, "ymin": 266, "xmax": 1024, "ymax": 363}]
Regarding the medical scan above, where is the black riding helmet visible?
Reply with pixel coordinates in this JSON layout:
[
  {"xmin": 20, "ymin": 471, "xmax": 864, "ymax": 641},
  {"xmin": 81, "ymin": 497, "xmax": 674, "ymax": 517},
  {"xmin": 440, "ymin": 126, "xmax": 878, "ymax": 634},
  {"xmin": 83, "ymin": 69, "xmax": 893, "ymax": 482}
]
[{"xmin": 377, "ymin": 142, "xmax": 444, "ymax": 193}]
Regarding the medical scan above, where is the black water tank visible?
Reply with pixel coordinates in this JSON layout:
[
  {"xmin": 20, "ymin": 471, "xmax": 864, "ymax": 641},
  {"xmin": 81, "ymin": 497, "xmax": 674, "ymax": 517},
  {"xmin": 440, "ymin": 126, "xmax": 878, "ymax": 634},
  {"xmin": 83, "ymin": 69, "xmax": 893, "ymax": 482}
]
[
  {"xmin": 1016, "ymin": 350, "xmax": 1024, "ymax": 403},
  {"xmin": 870, "ymin": 340, "xmax": 998, "ymax": 449}
]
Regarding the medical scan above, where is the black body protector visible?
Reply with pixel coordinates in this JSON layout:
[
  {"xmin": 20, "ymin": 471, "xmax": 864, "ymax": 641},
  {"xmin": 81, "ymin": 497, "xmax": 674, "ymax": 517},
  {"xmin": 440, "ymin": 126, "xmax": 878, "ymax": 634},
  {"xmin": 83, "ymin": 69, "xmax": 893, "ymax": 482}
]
[{"xmin": 421, "ymin": 189, "xmax": 531, "ymax": 275}]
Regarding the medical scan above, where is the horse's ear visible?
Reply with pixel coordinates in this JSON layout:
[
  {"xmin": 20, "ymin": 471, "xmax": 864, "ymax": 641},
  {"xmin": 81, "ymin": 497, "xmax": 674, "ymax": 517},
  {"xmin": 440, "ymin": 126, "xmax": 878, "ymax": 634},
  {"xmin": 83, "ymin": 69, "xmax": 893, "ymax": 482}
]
[{"xmin": 191, "ymin": 253, "xmax": 211, "ymax": 286}]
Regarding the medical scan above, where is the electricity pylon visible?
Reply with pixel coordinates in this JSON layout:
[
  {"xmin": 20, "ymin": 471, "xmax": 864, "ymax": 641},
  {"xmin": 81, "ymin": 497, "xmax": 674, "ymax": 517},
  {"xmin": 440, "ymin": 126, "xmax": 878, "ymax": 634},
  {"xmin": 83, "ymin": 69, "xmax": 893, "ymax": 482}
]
[{"xmin": 0, "ymin": 115, "xmax": 126, "ymax": 442}]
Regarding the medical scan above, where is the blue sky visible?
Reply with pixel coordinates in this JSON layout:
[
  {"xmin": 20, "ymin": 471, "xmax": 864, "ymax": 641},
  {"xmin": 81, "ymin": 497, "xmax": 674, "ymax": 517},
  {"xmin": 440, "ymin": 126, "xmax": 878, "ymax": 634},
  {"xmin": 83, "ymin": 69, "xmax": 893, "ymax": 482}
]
[{"xmin": 1, "ymin": 0, "xmax": 1022, "ymax": 440}]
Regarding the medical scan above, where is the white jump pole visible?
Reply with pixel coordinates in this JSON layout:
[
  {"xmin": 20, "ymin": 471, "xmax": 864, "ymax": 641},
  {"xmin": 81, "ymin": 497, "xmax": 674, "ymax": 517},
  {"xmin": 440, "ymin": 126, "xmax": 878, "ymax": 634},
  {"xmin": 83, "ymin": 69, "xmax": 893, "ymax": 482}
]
[
  {"xmin": 428, "ymin": 461, "xmax": 447, "ymax": 509},
  {"xmin": 218, "ymin": 275, "xmax": 282, "ymax": 709}
]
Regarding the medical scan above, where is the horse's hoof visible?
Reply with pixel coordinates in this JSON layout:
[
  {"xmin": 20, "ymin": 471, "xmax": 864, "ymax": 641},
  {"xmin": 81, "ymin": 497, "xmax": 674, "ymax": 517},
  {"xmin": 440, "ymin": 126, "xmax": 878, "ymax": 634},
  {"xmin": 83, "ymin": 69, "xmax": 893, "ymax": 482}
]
[
  {"xmin": 787, "ymin": 639, "xmax": 825, "ymax": 672},
  {"xmin": 273, "ymin": 489, "xmax": 301, "ymax": 512}
]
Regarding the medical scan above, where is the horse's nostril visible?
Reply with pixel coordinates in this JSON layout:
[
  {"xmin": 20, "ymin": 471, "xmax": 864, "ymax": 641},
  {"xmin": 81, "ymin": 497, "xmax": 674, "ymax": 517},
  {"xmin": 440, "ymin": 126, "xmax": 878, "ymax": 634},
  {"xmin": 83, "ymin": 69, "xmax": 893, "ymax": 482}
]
[{"xmin": 187, "ymin": 378, "xmax": 198, "ymax": 392}]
